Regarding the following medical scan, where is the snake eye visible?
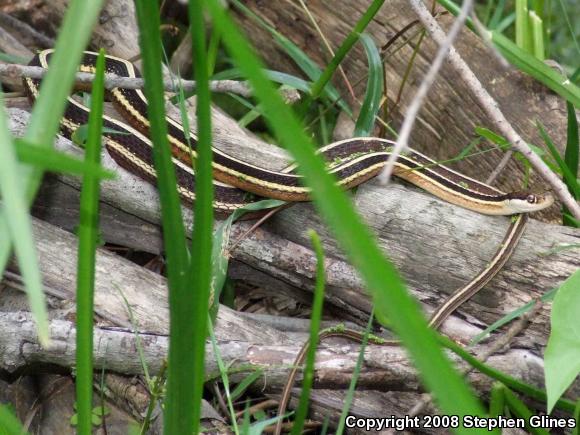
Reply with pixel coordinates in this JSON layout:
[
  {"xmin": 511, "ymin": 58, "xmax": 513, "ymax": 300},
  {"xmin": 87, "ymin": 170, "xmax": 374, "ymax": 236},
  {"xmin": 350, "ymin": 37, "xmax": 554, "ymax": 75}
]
[{"xmin": 526, "ymin": 194, "xmax": 536, "ymax": 204}]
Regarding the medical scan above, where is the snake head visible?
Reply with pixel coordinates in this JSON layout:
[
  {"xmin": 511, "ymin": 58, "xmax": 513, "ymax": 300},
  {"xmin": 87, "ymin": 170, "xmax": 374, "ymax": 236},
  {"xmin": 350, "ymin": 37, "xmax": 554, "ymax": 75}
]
[{"xmin": 504, "ymin": 191, "xmax": 555, "ymax": 213}]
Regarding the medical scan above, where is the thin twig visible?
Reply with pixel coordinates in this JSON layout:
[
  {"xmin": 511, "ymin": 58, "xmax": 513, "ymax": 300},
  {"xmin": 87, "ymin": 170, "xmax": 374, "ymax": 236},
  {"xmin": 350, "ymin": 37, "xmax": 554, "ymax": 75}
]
[
  {"xmin": 227, "ymin": 205, "xmax": 287, "ymax": 254},
  {"xmin": 378, "ymin": 0, "xmax": 474, "ymax": 185},
  {"xmin": 486, "ymin": 149, "xmax": 514, "ymax": 184},
  {"xmin": 398, "ymin": 0, "xmax": 580, "ymax": 219},
  {"xmin": 234, "ymin": 399, "xmax": 278, "ymax": 418},
  {"xmin": 0, "ymin": 62, "xmax": 301, "ymax": 102}
]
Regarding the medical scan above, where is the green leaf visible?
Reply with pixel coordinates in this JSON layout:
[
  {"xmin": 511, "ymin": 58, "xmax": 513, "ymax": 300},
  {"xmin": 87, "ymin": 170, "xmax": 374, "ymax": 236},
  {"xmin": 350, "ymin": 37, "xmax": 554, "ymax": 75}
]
[
  {"xmin": 438, "ymin": 334, "xmax": 576, "ymax": 413},
  {"xmin": 92, "ymin": 405, "xmax": 110, "ymax": 417},
  {"xmin": 336, "ymin": 313, "xmax": 375, "ymax": 434},
  {"xmin": 354, "ymin": 34, "xmax": 383, "ymax": 136},
  {"xmin": 475, "ymin": 126, "xmax": 510, "ymax": 150},
  {"xmin": 90, "ymin": 414, "xmax": 102, "ymax": 426},
  {"xmin": 213, "ymin": 68, "xmax": 311, "ymax": 93},
  {"xmin": 488, "ymin": 0, "xmax": 508, "ymax": 29},
  {"xmin": 544, "ymin": 269, "xmax": 580, "ymax": 413},
  {"xmin": 574, "ymin": 401, "xmax": 580, "ymax": 435},
  {"xmin": 515, "ymin": 0, "xmax": 532, "ymax": 53}
]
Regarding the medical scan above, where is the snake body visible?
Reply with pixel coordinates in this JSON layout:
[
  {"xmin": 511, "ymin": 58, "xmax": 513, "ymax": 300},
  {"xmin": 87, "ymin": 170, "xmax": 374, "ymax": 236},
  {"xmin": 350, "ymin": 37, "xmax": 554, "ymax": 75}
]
[{"xmin": 24, "ymin": 50, "xmax": 554, "ymax": 216}]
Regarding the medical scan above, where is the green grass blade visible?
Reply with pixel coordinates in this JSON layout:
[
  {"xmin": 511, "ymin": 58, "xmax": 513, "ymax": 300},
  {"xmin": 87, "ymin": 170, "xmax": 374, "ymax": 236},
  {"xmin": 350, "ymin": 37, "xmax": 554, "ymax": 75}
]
[
  {"xmin": 574, "ymin": 401, "xmax": 580, "ymax": 435},
  {"xmin": 515, "ymin": 0, "xmax": 532, "ymax": 53},
  {"xmin": 556, "ymin": 0, "xmax": 580, "ymax": 60},
  {"xmin": 310, "ymin": 0, "xmax": 386, "ymax": 99},
  {"xmin": 438, "ymin": 334, "xmax": 576, "ymax": 413},
  {"xmin": 488, "ymin": 0, "xmax": 508, "ymax": 29},
  {"xmin": 228, "ymin": 0, "xmax": 351, "ymax": 115},
  {"xmin": 537, "ymin": 122, "xmax": 580, "ymax": 197},
  {"xmin": 230, "ymin": 369, "xmax": 264, "ymax": 402},
  {"xmin": 210, "ymin": 199, "xmax": 285, "ymax": 316},
  {"xmin": 336, "ymin": 313, "xmax": 374, "ymax": 435},
  {"xmin": 489, "ymin": 383, "xmax": 506, "ymax": 417},
  {"xmin": 529, "ymin": 11, "xmax": 545, "ymax": 60},
  {"xmin": 0, "ymin": 0, "xmax": 104, "ymax": 300},
  {"xmin": 565, "ymin": 103, "xmax": 579, "ymax": 188},
  {"xmin": 14, "ymin": 139, "xmax": 114, "ymax": 179},
  {"xmin": 205, "ymin": 1, "xmax": 489, "ymax": 427},
  {"xmin": 290, "ymin": 230, "xmax": 326, "ymax": 435},
  {"xmin": 503, "ymin": 388, "xmax": 551, "ymax": 435},
  {"xmin": 354, "ymin": 34, "xmax": 383, "ymax": 136},
  {"xmin": 436, "ymin": 0, "xmax": 580, "ymax": 107},
  {"xmin": 563, "ymin": 102, "xmax": 579, "ymax": 226},
  {"xmin": 470, "ymin": 288, "xmax": 557, "ymax": 345},
  {"xmin": 0, "ymin": 94, "xmax": 49, "ymax": 346},
  {"xmin": 75, "ymin": 49, "xmax": 105, "ymax": 435},
  {"xmin": 495, "ymin": 12, "xmax": 516, "ymax": 33},
  {"xmin": 564, "ymin": 102, "xmax": 579, "ymax": 223},
  {"xmin": 0, "ymin": 405, "xmax": 27, "ymax": 435},
  {"xmin": 187, "ymin": 0, "xmax": 215, "ymax": 432},
  {"xmin": 132, "ymin": 2, "xmax": 191, "ymax": 434},
  {"xmin": 492, "ymin": 31, "xmax": 579, "ymax": 106},
  {"xmin": 207, "ymin": 317, "xmax": 240, "ymax": 434}
]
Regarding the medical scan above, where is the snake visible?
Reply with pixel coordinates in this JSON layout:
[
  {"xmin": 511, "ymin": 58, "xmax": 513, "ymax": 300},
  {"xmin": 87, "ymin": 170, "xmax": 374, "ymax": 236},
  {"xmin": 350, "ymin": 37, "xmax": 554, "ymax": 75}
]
[
  {"xmin": 24, "ymin": 51, "xmax": 553, "ymax": 426},
  {"xmin": 24, "ymin": 50, "xmax": 554, "ymax": 217}
]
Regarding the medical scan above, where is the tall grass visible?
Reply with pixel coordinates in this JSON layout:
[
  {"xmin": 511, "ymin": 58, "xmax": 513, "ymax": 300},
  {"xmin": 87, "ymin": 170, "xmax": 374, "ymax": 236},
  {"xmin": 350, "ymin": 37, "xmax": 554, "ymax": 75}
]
[
  {"xmin": 132, "ymin": 2, "xmax": 199, "ymax": 434},
  {"xmin": 75, "ymin": 49, "xmax": 105, "ymax": 435},
  {"xmin": 289, "ymin": 231, "xmax": 326, "ymax": 435},
  {"xmin": 186, "ymin": 0, "xmax": 215, "ymax": 431}
]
